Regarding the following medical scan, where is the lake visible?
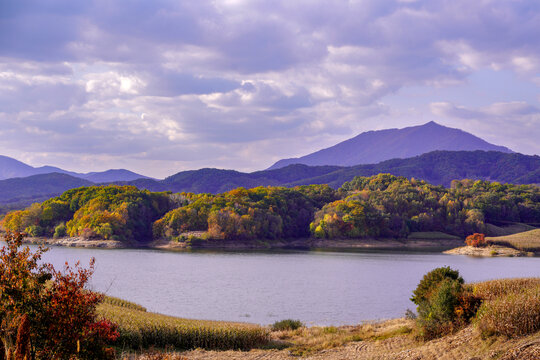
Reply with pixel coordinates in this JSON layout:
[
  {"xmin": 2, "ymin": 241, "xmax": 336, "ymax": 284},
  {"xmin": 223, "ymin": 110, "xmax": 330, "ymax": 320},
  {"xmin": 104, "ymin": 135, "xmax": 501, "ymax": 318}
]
[{"xmin": 35, "ymin": 246, "xmax": 540, "ymax": 326}]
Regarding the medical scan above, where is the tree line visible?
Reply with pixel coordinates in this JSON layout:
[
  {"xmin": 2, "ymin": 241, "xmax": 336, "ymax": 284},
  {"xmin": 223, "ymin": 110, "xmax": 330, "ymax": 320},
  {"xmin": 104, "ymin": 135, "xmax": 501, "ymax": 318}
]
[{"xmin": 2, "ymin": 175, "xmax": 539, "ymax": 243}]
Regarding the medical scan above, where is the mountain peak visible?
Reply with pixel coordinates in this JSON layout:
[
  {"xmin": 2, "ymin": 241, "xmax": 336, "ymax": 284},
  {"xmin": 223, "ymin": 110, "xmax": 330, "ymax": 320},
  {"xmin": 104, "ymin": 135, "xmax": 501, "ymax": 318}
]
[
  {"xmin": 0, "ymin": 155, "xmax": 151, "ymax": 182},
  {"xmin": 268, "ymin": 122, "xmax": 513, "ymax": 170}
]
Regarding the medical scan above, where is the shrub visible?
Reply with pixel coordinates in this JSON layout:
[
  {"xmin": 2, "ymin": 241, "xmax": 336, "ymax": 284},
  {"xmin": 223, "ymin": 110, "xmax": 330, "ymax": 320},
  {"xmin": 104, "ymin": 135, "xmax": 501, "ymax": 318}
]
[
  {"xmin": 411, "ymin": 267, "xmax": 479, "ymax": 340},
  {"xmin": 24, "ymin": 224, "xmax": 44, "ymax": 237},
  {"xmin": 411, "ymin": 266, "xmax": 463, "ymax": 305},
  {"xmin": 322, "ymin": 326, "xmax": 338, "ymax": 334},
  {"xmin": 271, "ymin": 319, "xmax": 304, "ymax": 331},
  {"xmin": 416, "ymin": 278, "xmax": 463, "ymax": 339},
  {"xmin": 34, "ymin": 259, "xmax": 119, "ymax": 359},
  {"xmin": 186, "ymin": 234, "xmax": 203, "ymax": 246},
  {"xmin": 53, "ymin": 222, "xmax": 67, "ymax": 238},
  {"xmin": 0, "ymin": 232, "xmax": 118, "ymax": 359},
  {"xmin": 465, "ymin": 233, "xmax": 486, "ymax": 247},
  {"xmin": 454, "ymin": 291, "xmax": 482, "ymax": 325},
  {"xmin": 80, "ymin": 227, "xmax": 98, "ymax": 240}
]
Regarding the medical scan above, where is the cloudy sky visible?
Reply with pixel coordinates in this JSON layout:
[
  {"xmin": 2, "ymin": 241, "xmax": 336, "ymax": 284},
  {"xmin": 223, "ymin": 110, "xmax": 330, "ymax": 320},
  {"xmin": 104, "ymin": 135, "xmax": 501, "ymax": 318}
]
[{"xmin": 1, "ymin": 0, "xmax": 539, "ymax": 178}]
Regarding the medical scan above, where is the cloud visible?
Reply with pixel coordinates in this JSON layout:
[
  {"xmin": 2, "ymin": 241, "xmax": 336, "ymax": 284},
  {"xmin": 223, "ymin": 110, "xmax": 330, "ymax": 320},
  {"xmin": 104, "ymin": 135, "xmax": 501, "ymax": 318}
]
[{"xmin": 0, "ymin": 0, "xmax": 539, "ymax": 176}]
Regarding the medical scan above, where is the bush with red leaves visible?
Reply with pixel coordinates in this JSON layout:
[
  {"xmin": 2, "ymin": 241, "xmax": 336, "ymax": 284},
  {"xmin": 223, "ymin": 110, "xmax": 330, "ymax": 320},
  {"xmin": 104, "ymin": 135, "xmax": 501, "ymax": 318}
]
[{"xmin": 0, "ymin": 232, "xmax": 118, "ymax": 359}]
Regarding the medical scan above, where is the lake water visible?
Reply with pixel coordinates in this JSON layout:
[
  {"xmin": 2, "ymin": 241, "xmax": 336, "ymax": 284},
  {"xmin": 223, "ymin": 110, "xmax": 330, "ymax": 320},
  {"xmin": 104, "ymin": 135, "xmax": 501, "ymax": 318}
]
[{"xmin": 33, "ymin": 246, "xmax": 540, "ymax": 326}]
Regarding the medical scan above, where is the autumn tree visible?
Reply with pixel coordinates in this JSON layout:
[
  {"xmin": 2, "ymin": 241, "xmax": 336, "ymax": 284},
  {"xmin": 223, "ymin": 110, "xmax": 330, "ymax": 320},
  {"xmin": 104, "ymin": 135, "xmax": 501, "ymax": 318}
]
[{"xmin": 0, "ymin": 232, "xmax": 118, "ymax": 359}]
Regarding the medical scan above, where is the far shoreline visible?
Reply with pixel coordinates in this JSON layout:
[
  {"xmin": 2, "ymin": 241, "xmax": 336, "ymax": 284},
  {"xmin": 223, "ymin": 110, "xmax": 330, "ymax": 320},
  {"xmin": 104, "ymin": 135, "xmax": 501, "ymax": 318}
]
[{"xmin": 20, "ymin": 235, "xmax": 466, "ymax": 252}]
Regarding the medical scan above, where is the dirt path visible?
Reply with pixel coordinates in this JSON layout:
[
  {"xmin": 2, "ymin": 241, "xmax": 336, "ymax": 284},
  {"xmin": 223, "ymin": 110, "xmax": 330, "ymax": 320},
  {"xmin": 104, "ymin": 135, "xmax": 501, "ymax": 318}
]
[{"xmin": 180, "ymin": 330, "xmax": 540, "ymax": 359}]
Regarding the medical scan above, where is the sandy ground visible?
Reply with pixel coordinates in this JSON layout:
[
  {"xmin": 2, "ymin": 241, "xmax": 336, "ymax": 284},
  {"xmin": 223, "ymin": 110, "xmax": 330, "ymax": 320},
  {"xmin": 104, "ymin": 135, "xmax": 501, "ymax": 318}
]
[
  {"xmin": 24, "ymin": 236, "xmax": 124, "ymax": 248},
  {"xmin": 443, "ymin": 245, "xmax": 526, "ymax": 257}
]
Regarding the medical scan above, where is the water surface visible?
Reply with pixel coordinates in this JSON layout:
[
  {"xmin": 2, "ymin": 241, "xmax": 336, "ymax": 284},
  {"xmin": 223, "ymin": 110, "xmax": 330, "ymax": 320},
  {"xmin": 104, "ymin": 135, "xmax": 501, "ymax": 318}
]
[{"xmin": 34, "ymin": 246, "xmax": 540, "ymax": 325}]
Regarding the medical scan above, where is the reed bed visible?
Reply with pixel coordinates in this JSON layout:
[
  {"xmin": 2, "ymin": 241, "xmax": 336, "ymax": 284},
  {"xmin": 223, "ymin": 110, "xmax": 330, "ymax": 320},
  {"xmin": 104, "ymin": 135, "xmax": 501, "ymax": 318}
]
[
  {"xmin": 97, "ymin": 302, "xmax": 269, "ymax": 351},
  {"xmin": 471, "ymin": 278, "xmax": 540, "ymax": 337},
  {"xmin": 470, "ymin": 278, "xmax": 540, "ymax": 300}
]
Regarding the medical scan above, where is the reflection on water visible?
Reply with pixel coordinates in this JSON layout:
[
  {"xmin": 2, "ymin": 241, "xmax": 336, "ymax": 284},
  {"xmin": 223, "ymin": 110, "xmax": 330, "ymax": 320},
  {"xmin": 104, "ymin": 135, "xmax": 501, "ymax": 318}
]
[{"xmin": 25, "ymin": 245, "xmax": 540, "ymax": 325}]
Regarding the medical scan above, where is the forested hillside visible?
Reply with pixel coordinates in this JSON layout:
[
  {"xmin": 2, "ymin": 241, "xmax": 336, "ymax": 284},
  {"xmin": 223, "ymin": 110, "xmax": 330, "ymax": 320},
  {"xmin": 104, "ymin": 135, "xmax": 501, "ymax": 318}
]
[
  {"xmin": 312, "ymin": 175, "xmax": 539, "ymax": 239},
  {"xmin": 2, "ymin": 175, "xmax": 538, "ymax": 244},
  {"xmin": 0, "ymin": 151, "xmax": 538, "ymax": 214},
  {"xmin": 2, "ymin": 186, "xmax": 174, "ymax": 242},
  {"xmin": 286, "ymin": 151, "xmax": 540, "ymax": 188}
]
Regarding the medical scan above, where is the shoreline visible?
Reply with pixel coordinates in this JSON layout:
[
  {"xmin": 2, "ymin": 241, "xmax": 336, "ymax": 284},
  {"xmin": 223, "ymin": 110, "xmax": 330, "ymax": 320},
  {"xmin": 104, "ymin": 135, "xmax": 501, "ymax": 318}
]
[
  {"xmin": 21, "ymin": 235, "xmax": 465, "ymax": 252},
  {"xmin": 443, "ymin": 244, "xmax": 532, "ymax": 257},
  {"xmin": 22, "ymin": 236, "xmax": 538, "ymax": 257}
]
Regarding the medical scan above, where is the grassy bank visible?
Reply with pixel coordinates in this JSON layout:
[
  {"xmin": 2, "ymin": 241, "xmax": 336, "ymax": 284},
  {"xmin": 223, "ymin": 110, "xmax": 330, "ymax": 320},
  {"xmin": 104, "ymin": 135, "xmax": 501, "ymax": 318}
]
[
  {"xmin": 487, "ymin": 229, "xmax": 540, "ymax": 252},
  {"xmin": 97, "ymin": 297, "xmax": 269, "ymax": 352}
]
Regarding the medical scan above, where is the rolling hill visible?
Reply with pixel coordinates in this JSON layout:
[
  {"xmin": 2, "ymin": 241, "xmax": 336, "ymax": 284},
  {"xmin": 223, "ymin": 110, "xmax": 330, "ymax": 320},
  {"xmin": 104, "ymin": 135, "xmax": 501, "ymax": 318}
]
[
  {"xmin": 283, "ymin": 151, "xmax": 540, "ymax": 188},
  {"xmin": 0, "ymin": 151, "xmax": 538, "ymax": 213},
  {"xmin": 126, "ymin": 150, "xmax": 538, "ymax": 194},
  {"xmin": 268, "ymin": 121, "xmax": 513, "ymax": 169},
  {"xmin": 0, "ymin": 173, "xmax": 94, "ymax": 213}
]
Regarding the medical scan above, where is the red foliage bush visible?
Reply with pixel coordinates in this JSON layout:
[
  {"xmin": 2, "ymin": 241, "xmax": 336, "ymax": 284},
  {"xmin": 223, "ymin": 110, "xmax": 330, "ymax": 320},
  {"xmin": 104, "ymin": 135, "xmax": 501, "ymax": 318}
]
[
  {"xmin": 465, "ymin": 233, "xmax": 486, "ymax": 247},
  {"xmin": 0, "ymin": 232, "xmax": 118, "ymax": 359}
]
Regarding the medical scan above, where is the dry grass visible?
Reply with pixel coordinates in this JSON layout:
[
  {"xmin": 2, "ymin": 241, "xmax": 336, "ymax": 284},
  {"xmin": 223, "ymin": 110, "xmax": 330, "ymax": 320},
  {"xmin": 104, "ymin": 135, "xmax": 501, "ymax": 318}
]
[
  {"xmin": 120, "ymin": 351, "xmax": 188, "ymax": 360},
  {"xmin": 470, "ymin": 278, "xmax": 540, "ymax": 300},
  {"xmin": 485, "ymin": 223, "xmax": 536, "ymax": 237},
  {"xmin": 102, "ymin": 295, "xmax": 148, "ymax": 312},
  {"xmin": 102, "ymin": 278, "xmax": 540, "ymax": 359},
  {"xmin": 471, "ymin": 278, "xmax": 540, "ymax": 338},
  {"xmin": 476, "ymin": 288, "xmax": 540, "ymax": 337},
  {"xmin": 272, "ymin": 318, "xmax": 413, "ymax": 356},
  {"xmin": 486, "ymin": 229, "xmax": 540, "ymax": 252},
  {"xmin": 97, "ymin": 302, "xmax": 269, "ymax": 351}
]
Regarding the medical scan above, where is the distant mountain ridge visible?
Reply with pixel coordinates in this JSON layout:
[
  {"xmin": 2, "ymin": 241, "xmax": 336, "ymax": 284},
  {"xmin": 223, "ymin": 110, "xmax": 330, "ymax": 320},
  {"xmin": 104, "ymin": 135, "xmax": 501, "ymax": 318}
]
[
  {"xmin": 149, "ymin": 151, "xmax": 539, "ymax": 192},
  {"xmin": 268, "ymin": 121, "xmax": 513, "ymax": 169},
  {"xmin": 0, "ymin": 155, "xmax": 150, "ymax": 182},
  {"xmin": 1, "ymin": 150, "xmax": 537, "ymax": 213}
]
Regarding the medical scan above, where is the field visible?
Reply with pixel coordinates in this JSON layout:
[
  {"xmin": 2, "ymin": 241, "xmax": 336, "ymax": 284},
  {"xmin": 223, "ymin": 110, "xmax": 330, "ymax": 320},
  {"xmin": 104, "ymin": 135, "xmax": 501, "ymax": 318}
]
[
  {"xmin": 487, "ymin": 229, "xmax": 540, "ymax": 252},
  {"xmin": 97, "ymin": 297, "xmax": 269, "ymax": 352},
  {"xmin": 485, "ymin": 222, "xmax": 536, "ymax": 236},
  {"xmin": 105, "ymin": 278, "xmax": 540, "ymax": 359}
]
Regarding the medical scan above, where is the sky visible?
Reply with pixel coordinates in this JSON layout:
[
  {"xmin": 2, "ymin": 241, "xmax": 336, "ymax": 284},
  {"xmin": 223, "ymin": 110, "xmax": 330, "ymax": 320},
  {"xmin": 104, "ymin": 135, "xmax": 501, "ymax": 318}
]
[{"xmin": 0, "ymin": 0, "xmax": 539, "ymax": 178}]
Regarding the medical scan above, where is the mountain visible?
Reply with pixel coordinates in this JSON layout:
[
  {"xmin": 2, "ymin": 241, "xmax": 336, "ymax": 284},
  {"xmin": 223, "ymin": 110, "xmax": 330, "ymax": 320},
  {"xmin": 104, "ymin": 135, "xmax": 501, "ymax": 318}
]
[
  {"xmin": 0, "ymin": 173, "xmax": 93, "ymax": 206},
  {"xmin": 126, "ymin": 151, "xmax": 538, "ymax": 194},
  {"xmin": 82, "ymin": 169, "xmax": 151, "ymax": 183},
  {"xmin": 1, "ymin": 151, "xmax": 538, "ymax": 213},
  {"xmin": 268, "ymin": 121, "xmax": 513, "ymax": 170},
  {"xmin": 284, "ymin": 151, "xmax": 540, "ymax": 188},
  {"xmin": 0, "ymin": 155, "xmax": 150, "ymax": 182},
  {"xmin": 157, "ymin": 165, "xmax": 343, "ymax": 193},
  {"xmin": 0, "ymin": 155, "xmax": 42, "ymax": 179}
]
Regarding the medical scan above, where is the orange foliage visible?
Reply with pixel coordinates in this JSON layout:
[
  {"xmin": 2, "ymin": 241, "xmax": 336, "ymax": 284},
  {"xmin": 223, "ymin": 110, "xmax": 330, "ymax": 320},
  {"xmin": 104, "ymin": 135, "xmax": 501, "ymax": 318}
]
[{"xmin": 465, "ymin": 233, "xmax": 486, "ymax": 247}]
